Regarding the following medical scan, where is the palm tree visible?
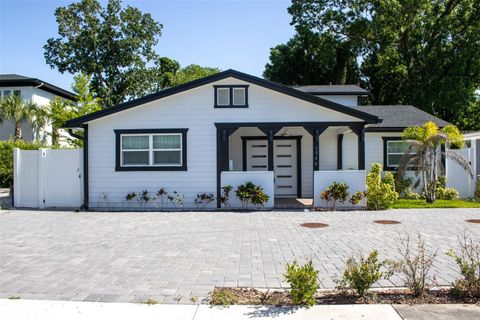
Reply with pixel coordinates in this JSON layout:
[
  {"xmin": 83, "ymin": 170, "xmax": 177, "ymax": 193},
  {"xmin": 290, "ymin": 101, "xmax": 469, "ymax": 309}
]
[
  {"xmin": 0, "ymin": 95, "xmax": 48, "ymax": 141},
  {"xmin": 398, "ymin": 121, "xmax": 473, "ymax": 203}
]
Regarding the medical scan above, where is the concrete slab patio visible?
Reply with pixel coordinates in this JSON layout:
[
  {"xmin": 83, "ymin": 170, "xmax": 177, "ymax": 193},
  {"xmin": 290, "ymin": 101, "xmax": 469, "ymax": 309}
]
[{"xmin": 0, "ymin": 209, "xmax": 479, "ymax": 304}]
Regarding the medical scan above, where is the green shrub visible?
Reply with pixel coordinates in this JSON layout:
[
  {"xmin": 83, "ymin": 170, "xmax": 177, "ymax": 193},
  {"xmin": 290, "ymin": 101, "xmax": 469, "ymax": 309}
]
[
  {"xmin": 0, "ymin": 140, "xmax": 44, "ymax": 187},
  {"xmin": 436, "ymin": 187, "xmax": 459, "ymax": 200},
  {"xmin": 475, "ymin": 177, "xmax": 480, "ymax": 200},
  {"xmin": 404, "ymin": 188, "xmax": 423, "ymax": 200},
  {"xmin": 336, "ymin": 250, "xmax": 391, "ymax": 297},
  {"xmin": 393, "ymin": 173, "xmax": 413, "ymax": 196},
  {"xmin": 349, "ymin": 191, "xmax": 366, "ymax": 207},
  {"xmin": 284, "ymin": 260, "xmax": 320, "ymax": 306},
  {"xmin": 366, "ymin": 163, "xmax": 399, "ymax": 210},
  {"xmin": 320, "ymin": 181, "xmax": 349, "ymax": 210},
  {"xmin": 235, "ymin": 182, "xmax": 269, "ymax": 209},
  {"xmin": 446, "ymin": 232, "xmax": 480, "ymax": 298}
]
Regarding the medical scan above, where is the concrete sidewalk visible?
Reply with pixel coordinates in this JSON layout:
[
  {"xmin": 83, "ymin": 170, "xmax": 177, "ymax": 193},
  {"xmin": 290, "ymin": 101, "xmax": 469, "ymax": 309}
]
[{"xmin": 2, "ymin": 299, "xmax": 479, "ymax": 320}]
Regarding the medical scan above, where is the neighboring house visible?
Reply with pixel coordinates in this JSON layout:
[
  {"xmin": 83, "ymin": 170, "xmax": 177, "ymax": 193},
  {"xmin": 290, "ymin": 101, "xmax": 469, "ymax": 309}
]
[
  {"xmin": 0, "ymin": 74, "xmax": 77, "ymax": 144},
  {"xmin": 64, "ymin": 69, "xmax": 450, "ymax": 209}
]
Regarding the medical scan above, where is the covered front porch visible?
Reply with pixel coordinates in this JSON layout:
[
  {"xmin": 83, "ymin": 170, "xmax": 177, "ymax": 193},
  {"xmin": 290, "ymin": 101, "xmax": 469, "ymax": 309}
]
[{"xmin": 215, "ymin": 122, "xmax": 367, "ymax": 209}]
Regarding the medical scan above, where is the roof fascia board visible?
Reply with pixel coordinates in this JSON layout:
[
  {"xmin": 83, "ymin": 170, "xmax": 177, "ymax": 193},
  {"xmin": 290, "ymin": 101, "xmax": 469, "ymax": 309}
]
[
  {"xmin": 0, "ymin": 79, "xmax": 77, "ymax": 101},
  {"xmin": 64, "ymin": 70, "xmax": 379, "ymax": 128}
]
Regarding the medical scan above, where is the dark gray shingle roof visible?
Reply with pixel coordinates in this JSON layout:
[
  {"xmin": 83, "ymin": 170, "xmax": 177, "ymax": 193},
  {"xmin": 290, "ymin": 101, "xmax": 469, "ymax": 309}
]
[
  {"xmin": 0, "ymin": 74, "xmax": 76, "ymax": 100},
  {"xmin": 292, "ymin": 84, "xmax": 368, "ymax": 95},
  {"xmin": 353, "ymin": 105, "xmax": 450, "ymax": 129}
]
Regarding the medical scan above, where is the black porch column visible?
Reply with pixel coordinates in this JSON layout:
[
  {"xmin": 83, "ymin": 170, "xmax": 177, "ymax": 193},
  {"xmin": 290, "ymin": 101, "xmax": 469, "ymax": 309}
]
[
  {"xmin": 216, "ymin": 126, "xmax": 238, "ymax": 208},
  {"xmin": 259, "ymin": 127, "xmax": 282, "ymax": 171},
  {"xmin": 304, "ymin": 126, "xmax": 327, "ymax": 171},
  {"xmin": 337, "ymin": 134, "xmax": 343, "ymax": 170},
  {"xmin": 350, "ymin": 124, "xmax": 366, "ymax": 170}
]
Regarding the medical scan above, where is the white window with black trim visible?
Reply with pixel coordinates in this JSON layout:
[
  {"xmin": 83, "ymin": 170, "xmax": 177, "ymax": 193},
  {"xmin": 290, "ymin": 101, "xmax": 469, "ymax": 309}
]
[
  {"xmin": 115, "ymin": 129, "xmax": 188, "ymax": 171},
  {"xmin": 383, "ymin": 137, "xmax": 417, "ymax": 170},
  {"xmin": 214, "ymin": 85, "xmax": 248, "ymax": 108}
]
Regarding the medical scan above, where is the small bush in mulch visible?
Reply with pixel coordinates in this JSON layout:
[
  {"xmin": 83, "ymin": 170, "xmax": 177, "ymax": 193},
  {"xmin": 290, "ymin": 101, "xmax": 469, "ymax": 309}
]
[{"xmin": 209, "ymin": 287, "xmax": 479, "ymax": 306}]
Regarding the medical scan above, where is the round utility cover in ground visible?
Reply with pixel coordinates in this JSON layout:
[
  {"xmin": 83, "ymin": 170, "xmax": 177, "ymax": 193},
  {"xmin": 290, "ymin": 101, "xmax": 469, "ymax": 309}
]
[
  {"xmin": 465, "ymin": 219, "xmax": 480, "ymax": 224},
  {"xmin": 373, "ymin": 220, "xmax": 401, "ymax": 225},
  {"xmin": 300, "ymin": 222, "xmax": 329, "ymax": 228}
]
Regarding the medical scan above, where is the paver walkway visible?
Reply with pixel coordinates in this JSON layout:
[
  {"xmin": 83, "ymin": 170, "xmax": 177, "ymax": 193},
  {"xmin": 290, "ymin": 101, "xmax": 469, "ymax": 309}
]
[{"xmin": 1, "ymin": 209, "xmax": 479, "ymax": 304}]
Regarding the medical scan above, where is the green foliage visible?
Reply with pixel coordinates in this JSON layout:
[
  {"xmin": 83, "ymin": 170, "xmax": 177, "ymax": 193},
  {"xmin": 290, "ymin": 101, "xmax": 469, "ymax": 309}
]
[
  {"xmin": 284, "ymin": 260, "xmax": 320, "ymax": 306},
  {"xmin": 435, "ymin": 187, "xmax": 459, "ymax": 201},
  {"xmin": 263, "ymin": 31, "xmax": 359, "ymax": 85},
  {"xmin": 366, "ymin": 163, "xmax": 399, "ymax": 210},
  {"xmin": 211, "ymin": 288, "xmax": 238, "ymax": 306},
  {"xmin": 392, "ymin": 199, "xmax": 480, "ymax": 209},
  {"xmin": 285, "ymin": 0, "xmax": 480, "ymax": 130},
  {"xmin": 399, "ymin": 122, "xmax": 471, "ymax": 203},
  {"xmin": 446, "ymin": 232, "xmax": 480, "ymax": 298},
  {"xmin": 403, "ymin": 188, "xmax": 423, "ymax": 200},
  {"xmin": 393, "ymin": 173, "xmax": 413, "ymax": 196},
  {"xmin": 220, "ymin": 185, "xmax": 233, "ymax": 207},
  {"xmin": 235, "ymin": 182, "xmax": 269, "ymax": 209},
  {"xmin": 320, "ymin": 181, "xmax": 349, "ymax": 210},
  {"xmin": 194, "ymin": 193, "xmax": 214, "ymax": 208},
  {"xmin": 349, "ymin": 191, "xmax": 366, "ymax": 207},
  {"xmin": 44, "ymin": 0, "xmax": 166, "ymax": 107},
  {"xmin": 170, "ymin": 64, "xmax": 220, "ymax": 87},
  {"xmin": 49, "ymin": 73, "xmax": 102, "ymax": 147},
  {"xmin": 0, "ymin": 140, "xmax": 44, "ymax": 187},
  {"xmin": 0, "ymin": 96, "xmax": 48, "ymax": 141},
  {"xmin": 336, "ymin": 250, "xmax": 391, "ymax": 297}
]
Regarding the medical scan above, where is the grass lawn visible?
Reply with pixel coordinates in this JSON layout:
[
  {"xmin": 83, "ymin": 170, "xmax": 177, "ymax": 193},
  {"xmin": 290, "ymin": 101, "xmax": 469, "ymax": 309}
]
[{"xmin": 393, "ymin": 199, "xmax": 480, "ymax": 209}]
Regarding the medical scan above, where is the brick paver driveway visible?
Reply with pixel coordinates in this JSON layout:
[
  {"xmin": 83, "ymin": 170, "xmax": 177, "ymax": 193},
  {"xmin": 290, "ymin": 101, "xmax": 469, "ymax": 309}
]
[{"xmin": 1, "ymin": 209, "xmax": 479, "ymax": 304}]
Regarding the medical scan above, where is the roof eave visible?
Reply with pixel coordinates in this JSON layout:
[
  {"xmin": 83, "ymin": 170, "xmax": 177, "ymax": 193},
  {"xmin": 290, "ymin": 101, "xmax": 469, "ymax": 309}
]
[
  {"xmin": 64, "ymin": 70, "xmax": 380, "ymax": 128},
  {"xmin": 0, "ymin": 79, "xmax": 77, "ymax": 101}
]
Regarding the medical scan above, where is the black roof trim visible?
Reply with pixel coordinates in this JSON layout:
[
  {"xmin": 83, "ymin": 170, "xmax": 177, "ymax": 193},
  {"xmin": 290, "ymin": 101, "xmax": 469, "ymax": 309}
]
[
  {"xmin": 0, "ymin": 75, "xmax": 77, "ymax": 101},
  {"xmin": 64, "ymin": 69, "xmax": 380, "ymax": 128}
]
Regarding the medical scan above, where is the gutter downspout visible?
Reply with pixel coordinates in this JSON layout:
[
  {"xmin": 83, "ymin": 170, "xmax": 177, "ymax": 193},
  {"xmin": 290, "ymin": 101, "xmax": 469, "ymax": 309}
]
[{"xmin": 67, "ymin": 127, "xmax": 88, "ymax": 211}]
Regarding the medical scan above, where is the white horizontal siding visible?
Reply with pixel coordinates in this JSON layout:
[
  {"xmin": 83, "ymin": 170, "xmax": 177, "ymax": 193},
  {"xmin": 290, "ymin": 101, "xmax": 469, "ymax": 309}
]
[
  {"xmin": 87, "ymin": 77, "xmax": 366, "ymax": 208},
  {"xmin": 317, "ymin": 95, "xmax": 358, "ymax": 106}
]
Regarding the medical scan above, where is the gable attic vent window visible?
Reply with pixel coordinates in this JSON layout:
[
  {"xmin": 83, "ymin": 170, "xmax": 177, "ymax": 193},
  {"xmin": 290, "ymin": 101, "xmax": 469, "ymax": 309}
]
[{"xmin": 214, "ymin": 85, "xmax": 248, "ymax": 108}]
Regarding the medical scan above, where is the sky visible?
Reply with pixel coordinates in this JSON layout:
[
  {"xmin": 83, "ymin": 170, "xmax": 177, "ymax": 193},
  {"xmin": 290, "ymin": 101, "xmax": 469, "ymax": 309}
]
[{"xmin": 0, "ymin": 0, "xmax": 295, "ymax": 92}]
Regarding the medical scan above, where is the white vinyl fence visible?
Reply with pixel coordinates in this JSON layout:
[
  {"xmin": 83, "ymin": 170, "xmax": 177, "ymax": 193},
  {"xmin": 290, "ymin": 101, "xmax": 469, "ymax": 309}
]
[
  {"xmin": 446, "ymin": 146, "xmax": 476, "ymax": 198},
  {"xmin": 13, "ymin": 148, "xmax": 83, "ymax": 208},
  {"xmin": 313, "ymin": 170, "xmax": 366, "ymax": 208}
]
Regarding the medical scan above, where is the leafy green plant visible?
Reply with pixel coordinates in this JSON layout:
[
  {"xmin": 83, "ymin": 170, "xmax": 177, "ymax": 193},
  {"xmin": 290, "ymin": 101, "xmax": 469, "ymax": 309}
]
[
  {"xmin": 446, "ymin": 232, "xmax": 480, "ymax": 298},
  {"xmin": 366, "ymin": 163, "xmax": 399, "ymax": 210},
  {"xmin": 194, "ymin": 193, "xmax": 214, "ymax": 208},
  {"xmin": 436, "ymin": 187, "xmax": 459, "ymax": 200},
  {"xmin": 403, "ymin": 188, "xmax": 423, "ymax": 200},
  {"xmin": 388, "ymin": 234, "xmax": 437, "ymax": 296},
  {"xmin": 320, "ymin": 182, "xmax": 349, "ymax": 210},
  {"xmin": 284, "ymin": 260, "xmax": 320, "ymax": 306},
  {"xmin": 125, "ymin": 192, "xmax": 137, "ymax": 209},
  {"xmin": 336, "ymin": 250, "xmax": 391, "ymax": 297},
  {"xmin": 393, "ymin": 173, "xmax": 413, "ymax": 196},
  {"xmin": 0, "ymin": 140, "xmax": 45, "ymax": 187},
  {"xmin": 235, "ymin": 182, "xmax": 269, "ymax": 209},
  {"xmin": 349, "ymin": 191, "xmax": 366, "ymax": 207},
  {"xmin": 220, "ymin": 185, "xmax": 233, "ymax": 208},
  {"xmin": 399, "ymin": 122, "xmax": 472, "ymax": 203}
]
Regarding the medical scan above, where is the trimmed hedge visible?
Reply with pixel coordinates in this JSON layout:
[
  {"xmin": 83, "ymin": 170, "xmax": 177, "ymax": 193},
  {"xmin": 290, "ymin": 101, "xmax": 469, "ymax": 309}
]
[{"xmin": 0, "ymin": 140, "xmax": 44, "ymax": 187}]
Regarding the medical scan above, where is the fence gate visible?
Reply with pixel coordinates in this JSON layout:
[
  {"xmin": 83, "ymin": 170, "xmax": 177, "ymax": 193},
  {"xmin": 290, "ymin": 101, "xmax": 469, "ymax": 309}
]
[
  {"xmin": 446, "ymin": 147, "xmax": 474, "ymax": 198},
  {"xmin": 14, "ymin": 148, "xmax": 83, "ymax": 208}
]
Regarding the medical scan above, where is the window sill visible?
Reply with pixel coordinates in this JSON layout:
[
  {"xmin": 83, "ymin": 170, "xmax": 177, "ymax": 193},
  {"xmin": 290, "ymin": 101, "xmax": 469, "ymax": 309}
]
[
  {"xmin": 214, "ymin": 105, "xmax": 249, "ymax": 108},
  {"xmin": 115, "ymin": 165, "xmax": 187, "ymax": 172}
]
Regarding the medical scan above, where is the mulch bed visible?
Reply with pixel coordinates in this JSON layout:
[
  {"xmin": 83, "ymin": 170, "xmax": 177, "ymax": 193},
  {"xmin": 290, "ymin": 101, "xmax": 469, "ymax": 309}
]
[
  {"xmin": 211, "ymin": 287, "xmax": 480, "ymax": 306},
  {"xmin": 465, "ymin": 219, "xmax": 480, "ymax": 224},
  {"xmin": 373, "ymin": 220, "xmax": 401, "ymax": 225},
  {"xmin": 300, "ymin": 222, "xmax": 329, "ymax": 228}
]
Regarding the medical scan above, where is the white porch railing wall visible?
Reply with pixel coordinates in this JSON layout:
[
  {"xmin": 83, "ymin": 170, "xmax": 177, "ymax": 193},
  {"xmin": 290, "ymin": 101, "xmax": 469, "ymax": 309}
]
[
  {"xmin": 13, "ymin": 148, "xmax": 83, "ymax": 209},
  {"xmin": 313, "ymin": 170, "xmax": 366, "ymax": 208},
  {"xmin": 221, "ymin": 171, "xmax": 274, "ymax": 209}
]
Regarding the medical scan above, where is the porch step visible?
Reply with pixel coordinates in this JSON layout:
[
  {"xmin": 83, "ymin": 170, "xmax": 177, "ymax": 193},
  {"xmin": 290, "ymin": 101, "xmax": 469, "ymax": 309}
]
[{"xmin": 274, "ymin": 198, "xmax": 313, "ymax": 209}]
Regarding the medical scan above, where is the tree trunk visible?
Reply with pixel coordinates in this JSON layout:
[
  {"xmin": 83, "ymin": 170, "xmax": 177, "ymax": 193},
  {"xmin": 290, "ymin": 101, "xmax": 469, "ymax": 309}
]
[
  {"xmin": 14, "ymin": 122, "xmax": 22, "ymax": 141},
  {"xmin": 52, "ymin": 127, "xmax": 60, "ymax": 147}
]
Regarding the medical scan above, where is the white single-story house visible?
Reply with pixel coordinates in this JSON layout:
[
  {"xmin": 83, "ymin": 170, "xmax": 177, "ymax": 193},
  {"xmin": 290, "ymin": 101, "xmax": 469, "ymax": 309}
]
[
  {"xmin": 0, "ymin": 74, "xmax": 77, "ymax": 144},
  {"xmin": 64, "ymin": 69, "xmax": 452, "ymax": 210}
]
